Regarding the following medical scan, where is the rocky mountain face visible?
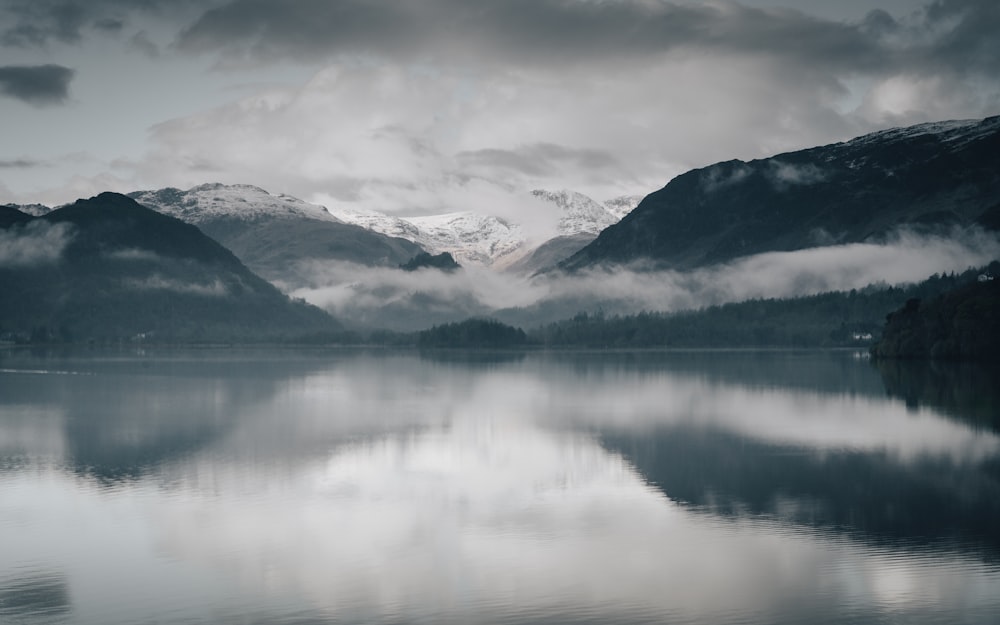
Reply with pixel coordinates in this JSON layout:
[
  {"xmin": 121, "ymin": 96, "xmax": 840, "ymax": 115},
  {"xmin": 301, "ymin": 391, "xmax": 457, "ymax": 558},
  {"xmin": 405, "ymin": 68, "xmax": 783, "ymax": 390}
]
[
  {"xmin": 0, "ymin": 193, "xmax": 339, "ymax": 342},
  {"xmin": 129, "ymin": 183, "xmax": 425, "ymax": 286},
  {"xmin": 563, "ymin": 116, "xmax": 1000, "ymax": 271}
]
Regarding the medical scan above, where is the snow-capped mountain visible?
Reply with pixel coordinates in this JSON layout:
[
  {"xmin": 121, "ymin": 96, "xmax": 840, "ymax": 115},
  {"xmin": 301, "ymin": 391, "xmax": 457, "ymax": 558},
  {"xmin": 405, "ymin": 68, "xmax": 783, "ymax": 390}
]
[
  {"xmin": 531, "ymin": 189, "xmax": 620, "ymax": 236},
  {"xmin": 408, "ymin": 213, "xmax": 525, "ymax": 266},
  {"xmin": 602, "ymin": 195, "xmax": 644, "ymax": 221},
  {"xmin": 130, "ymin": 183, "xmax": 340, "ymax": 224},
  {"xmin": 329, "ymin": 189, "xmax": 639, "ymax": 268},
  {"xmin": 0, "ymin": 203, "xmax": 52, "ymax": 217},
  {"xmin": 842, "ymin": 118, "xmax": 989, "ymax": 153},
  {"xmin": 326, "ymin": 205, "xmax": 525, "ymax": 267},
  {"xmin": 128, "ymin": 183, "xmax": 640, "ymax": 272},
  {"xmin": 129, "ymin": 184, "xmax": 424, "ymax": 286}
]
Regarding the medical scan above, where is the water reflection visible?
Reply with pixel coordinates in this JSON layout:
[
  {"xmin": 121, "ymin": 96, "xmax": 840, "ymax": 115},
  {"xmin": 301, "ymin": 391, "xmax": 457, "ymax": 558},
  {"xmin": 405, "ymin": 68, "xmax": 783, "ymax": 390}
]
[
  {"xmin": 0, "ymin": 573, "xmax": 70, "ymax": 620},
  {"xmin": 0, "ymin": 348, "xmax": 998, "ymax": 624},
  {"xmin": 875, "ymin": 358, "xmax": 1000, "ymax": 432}
]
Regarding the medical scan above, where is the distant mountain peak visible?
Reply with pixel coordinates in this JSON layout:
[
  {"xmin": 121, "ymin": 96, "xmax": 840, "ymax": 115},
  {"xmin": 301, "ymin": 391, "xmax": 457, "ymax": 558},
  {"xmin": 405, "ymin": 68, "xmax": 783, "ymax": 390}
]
[
  {"xmin": 130, "ymin": 183, "xmax": 339, "ymax": 224},
  {"xmin": 1, "ymin": 202, "xmax": 52, "ymax": 217},
  {"xmin": 322, "ymin": 188, "xmax": 642, "ymax": 269}
]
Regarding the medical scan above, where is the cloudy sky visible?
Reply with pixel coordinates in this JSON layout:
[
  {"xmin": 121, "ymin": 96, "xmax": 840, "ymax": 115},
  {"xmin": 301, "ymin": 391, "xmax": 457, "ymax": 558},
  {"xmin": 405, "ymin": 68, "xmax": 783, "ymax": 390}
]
[{"xmin": 1, "ymin": 0, "xmax": 998, "ymax": 215}]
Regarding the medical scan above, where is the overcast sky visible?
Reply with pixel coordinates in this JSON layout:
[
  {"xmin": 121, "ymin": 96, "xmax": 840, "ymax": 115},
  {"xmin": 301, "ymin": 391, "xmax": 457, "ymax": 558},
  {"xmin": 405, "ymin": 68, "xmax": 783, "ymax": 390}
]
[{"xmin": 1, "ymin": 0, "xmax": 998, "ymax": 216}]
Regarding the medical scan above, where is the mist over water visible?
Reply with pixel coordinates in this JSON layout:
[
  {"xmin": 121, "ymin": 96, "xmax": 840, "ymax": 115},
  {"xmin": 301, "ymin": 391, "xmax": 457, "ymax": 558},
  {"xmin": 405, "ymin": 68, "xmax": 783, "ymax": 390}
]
[
  {"xmin": 289, "ymin": 227, "xmax": 1000, "ymax": 330},
  {"xmin": 1, "ymin": 348, "xmax": 998, "ymax": 624}
]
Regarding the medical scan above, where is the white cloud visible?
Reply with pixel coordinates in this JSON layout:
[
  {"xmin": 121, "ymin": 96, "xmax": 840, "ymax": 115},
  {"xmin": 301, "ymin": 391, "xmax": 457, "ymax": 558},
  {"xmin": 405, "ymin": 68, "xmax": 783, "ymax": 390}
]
[
  {"xmin": 126, "ymin": 275, "xmax": 228, "ymax": 296},
  {"xmin": 0, "ymin": 221, "xmax": 73, "ymax": 267}
]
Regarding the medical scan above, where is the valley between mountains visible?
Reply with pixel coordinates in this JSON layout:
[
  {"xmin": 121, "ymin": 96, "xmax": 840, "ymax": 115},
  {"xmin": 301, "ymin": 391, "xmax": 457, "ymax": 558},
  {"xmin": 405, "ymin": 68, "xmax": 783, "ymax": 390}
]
[{"xmin": 2, "ymin": 116, "xmax": 999, "ymax": 352}]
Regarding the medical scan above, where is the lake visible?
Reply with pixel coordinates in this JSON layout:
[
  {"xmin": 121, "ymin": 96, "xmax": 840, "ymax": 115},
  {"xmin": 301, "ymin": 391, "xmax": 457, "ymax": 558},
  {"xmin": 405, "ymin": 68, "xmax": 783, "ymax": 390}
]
[{"xmin": 1, "ymin": 348, "xmax": 998, "ymax": 624}]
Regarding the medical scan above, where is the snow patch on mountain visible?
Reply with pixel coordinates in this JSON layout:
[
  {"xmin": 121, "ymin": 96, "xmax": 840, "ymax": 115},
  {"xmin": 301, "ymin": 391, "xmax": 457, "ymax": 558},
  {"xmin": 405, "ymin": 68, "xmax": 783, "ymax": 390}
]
[
  {"xmin": 326, "ymin": 188, "xmax": 643, "ymax": 267},
  {"xmin": 408, "ymin": 213, "xmax": 525, "ymax": 266},
  {"xmin": 130, "ymin": 183, "xmax": 341, "ymax": 224},
  {"xmin": 328, "ymin": 189, "xmax": 640, "ymax": 267},
  {"xmin": 834, "ymin": 116, "xmax": 1000, "ymax": 164},
  {"xmin": 531, "ymin": 189, "xmax": 618, "ymax": 236},
  {"xmin": 3, "ymin": 203, "xmax": 53, "ymax": 217}
]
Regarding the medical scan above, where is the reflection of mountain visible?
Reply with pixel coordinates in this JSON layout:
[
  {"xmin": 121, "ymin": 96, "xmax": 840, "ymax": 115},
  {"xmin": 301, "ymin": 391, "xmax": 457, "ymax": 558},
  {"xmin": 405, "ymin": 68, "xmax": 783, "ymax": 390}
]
[
  {"xmin": 0, "ymin": 353, "xmax": 334, "ymax": 482},
  {"xmin": 874, "ymin": 359, "xmax": 1000, "ymax": 432},
  {"xmin": 603, "ymin": 423, "xmax": 1000, "ymax": 554},
  {"xmin": 0, "ymin": 573, "xmax": 70, "ymax": 619},
  {"xmin": 542, "ymin": 349, "xmax": 887, "ymax": 398}
]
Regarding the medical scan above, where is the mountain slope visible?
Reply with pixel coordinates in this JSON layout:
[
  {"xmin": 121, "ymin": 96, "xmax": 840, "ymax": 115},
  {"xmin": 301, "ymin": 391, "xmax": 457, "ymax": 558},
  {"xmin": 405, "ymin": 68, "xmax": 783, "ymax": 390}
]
[
  {"xmin": 563, "ymin": 116, "xmax": 1000, "ymax": 271},
  {"xmin": 129, "ymin": 184, "xmax": 425, "ymax": 285},
  {"xmin": 0, "ymin": 192, "xmax": 339, "ymax": 342}
]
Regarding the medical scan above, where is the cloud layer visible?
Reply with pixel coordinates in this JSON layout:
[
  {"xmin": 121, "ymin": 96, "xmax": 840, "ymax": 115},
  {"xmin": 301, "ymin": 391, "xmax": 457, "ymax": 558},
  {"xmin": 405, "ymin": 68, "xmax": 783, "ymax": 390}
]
[
  {"xmin": 1, "ymin": 0, "xmax": 999, "ymax": 212},
  {"xmin": 288, "ymin": 226, "xmax": 1000, "ymax": 330},
  {"xmin": 171, "ymin": 0, "xmax": 998, "ymax": 77}
]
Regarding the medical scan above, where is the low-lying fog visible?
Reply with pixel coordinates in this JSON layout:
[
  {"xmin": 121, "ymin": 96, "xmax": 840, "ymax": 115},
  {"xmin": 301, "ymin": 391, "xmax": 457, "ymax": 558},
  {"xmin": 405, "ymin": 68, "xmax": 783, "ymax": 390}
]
[{"xmin": 287, "ymin": 226, "xmax": 1000, "ymax": 331}]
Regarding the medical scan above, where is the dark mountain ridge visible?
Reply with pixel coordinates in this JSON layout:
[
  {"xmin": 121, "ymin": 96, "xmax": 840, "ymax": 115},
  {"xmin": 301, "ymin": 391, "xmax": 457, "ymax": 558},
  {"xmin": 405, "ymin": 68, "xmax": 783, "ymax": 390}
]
[
  {"xmin": 563, "ymin": 116, "xmax": 1000, "ymax": 270},
  {"xmin": 0, "ymin": 193, "xmax": 339, "ymax": 343}
]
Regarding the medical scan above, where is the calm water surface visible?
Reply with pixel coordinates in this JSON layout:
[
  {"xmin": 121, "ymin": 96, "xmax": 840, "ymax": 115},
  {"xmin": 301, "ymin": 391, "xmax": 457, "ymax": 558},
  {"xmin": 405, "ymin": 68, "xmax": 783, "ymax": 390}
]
[{"xmin": 1, "ymin": 348, "xmax": 998, "ymax": 624}]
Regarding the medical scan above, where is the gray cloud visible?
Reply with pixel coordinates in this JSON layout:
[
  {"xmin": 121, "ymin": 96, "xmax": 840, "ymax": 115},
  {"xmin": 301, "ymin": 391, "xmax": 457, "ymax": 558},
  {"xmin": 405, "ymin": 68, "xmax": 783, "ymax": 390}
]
[
  {"xmin": 0, "ymin": 0, "xmax": 207, "ymax": 48},
  {"xmin": 0, "ymin": 1, "xmax": 86, "ymax": 46},
  {"xmin": 93, "ymin": 17, "xmax": 125, "ymax": 33},
  {"xmin": 174, "ymin": 0, "xmax": 882, "ymax": 70},
  {"xmin": 0, "ymin": 157, "xmax": 45, "ymax": 168},
  {"xmin": 458, "ymin": 144, "xmax": 619, "ymax": 178},
  {"xmin": 0, "ymin": 64, "xmax": 74, "ymax": 105},
  {"xmin": 128, "ymin": 30, "xmax": 159, "ymax": 58},
  {"xmin": 171, "ymin": 0, "xmax": 1000, "ymax": 79},
  {"xmin": 918, "ymin": 0, "xmax": 1000, "ymax": 74}
]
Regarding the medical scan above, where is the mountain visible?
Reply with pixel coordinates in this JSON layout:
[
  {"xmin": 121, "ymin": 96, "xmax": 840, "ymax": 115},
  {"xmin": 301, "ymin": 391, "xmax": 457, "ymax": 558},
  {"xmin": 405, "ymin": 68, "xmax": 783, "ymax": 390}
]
[
  {"xmin": 327, "ymin": 205, "xmax": 527, "ymax": 267},
  {"xmin": 503, "ymin": 191, "xmax": 644, "ymax": 274},
  {"xmin": 399, "ymin": 252, "xmax": 461, "ymax": 272},
  {"xmin": 0, "ymin": 192, "xmax": 340, "ymax": 343},
  {"xmin": 1, "ymin": 202, "xmax": 51, "ymax": 217},
  {"xmin": 407, "ymin": 212, "xmax": 526, "ymax": 267},
  {"xmin": 129, "ymin": 183, "xmax": 424, "ymax": 286},
  {"xmin": 563, "ymin": 116, "xmax": 1000, "ymax": 271},
  {"xmin": 328, "ymin": 189, "xmax": 640, "ymax": 269},
  {"xmin": 602, "ymin": 195, "xmax": 644, "ymax": 221},
  {"xmin": 502, "ymin": 233, "xmax": 596, "ymax": 275},
  {"xmin": 530, "ymin": 189, "xmax": 623, "ymax": 236}
]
